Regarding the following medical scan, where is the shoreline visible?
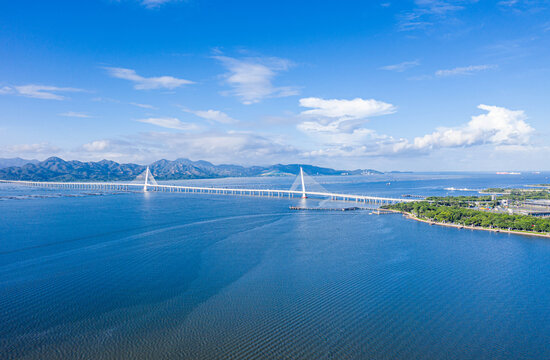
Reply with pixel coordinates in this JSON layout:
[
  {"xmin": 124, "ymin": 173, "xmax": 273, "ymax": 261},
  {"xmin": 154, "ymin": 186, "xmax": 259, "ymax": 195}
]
[{"xmin": 385, "ymin": 209, "xmax": 550, "ymax": 239}]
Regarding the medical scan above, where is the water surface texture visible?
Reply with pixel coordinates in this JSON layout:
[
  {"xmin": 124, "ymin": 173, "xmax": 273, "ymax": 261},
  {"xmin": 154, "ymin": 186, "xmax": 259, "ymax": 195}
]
[{"xmin": 1, "ymin": 173, "xmax": 550, "ymax": 359}]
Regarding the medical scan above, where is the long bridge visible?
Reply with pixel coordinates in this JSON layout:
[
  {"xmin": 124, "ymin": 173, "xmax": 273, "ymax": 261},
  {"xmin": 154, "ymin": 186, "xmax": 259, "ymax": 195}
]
[{"xmin": 0, "ymin": 167, "xmax": 416, "ymax": 205}]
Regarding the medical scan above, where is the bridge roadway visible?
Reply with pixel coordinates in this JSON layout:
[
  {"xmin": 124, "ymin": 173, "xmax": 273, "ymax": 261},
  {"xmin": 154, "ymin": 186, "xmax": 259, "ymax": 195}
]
[{"xmin": 0, "ymin": 180, "xmax": 416, "ymax": 204}]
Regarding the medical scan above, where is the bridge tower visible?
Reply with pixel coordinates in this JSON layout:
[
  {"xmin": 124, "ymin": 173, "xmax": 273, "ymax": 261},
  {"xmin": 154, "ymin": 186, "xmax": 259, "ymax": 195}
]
[
  {"xmin": 143, "ymin": 166, "xmax": 156, "ymax": 192},
  {"xmin": 131, "ymin": 166, "xmax": 158, "ymax": 192},
  {"xmin": 144, "ymin": 166, "xmax": 150, "ymax": 192},
  {"xmin": 300, "ymin": 167, "xmax": 307, "ymax": 198}
]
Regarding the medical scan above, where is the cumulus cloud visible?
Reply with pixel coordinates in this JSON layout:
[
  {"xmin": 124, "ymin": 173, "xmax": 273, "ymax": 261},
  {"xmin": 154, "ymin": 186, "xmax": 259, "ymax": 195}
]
[
  {"xmin": 435, "ymin": 64, "xmax": 497, "ymax": 77},
  {"xmin": 299, "ymin": 104, "xmax": 534, "ymax": 158},
  {"xmin": 215, "ymin": 56, "xmax": 299, "ymax": 104},
  {"xmin": 137, "ymin": 117, "xmax": 199, "ymax": 131},
  {"xmin": 0, "ymin": 85, "xmax": 84, "ymax": 100},
  {"xmin": 104, "ymin": 67, "xmax": 194, "ymax": 90},
  {"xmin": 380, "ymin": 60, "xmax": 420, "ymax": 72},
  {"xmin": 411, "ymin": 104, "xmax": 532, "ymax": 150},
  {"xmin": 59, "ymin": 111, "xmax": 91, "ymax": 118},
  {"xmin": 183, "ymin": 109, "xmax": 237, "ymax": 124}
]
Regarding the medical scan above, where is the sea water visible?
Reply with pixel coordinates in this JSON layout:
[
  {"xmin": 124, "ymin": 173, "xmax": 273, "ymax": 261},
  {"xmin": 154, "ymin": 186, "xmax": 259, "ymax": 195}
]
[{"xmin": 1, "ymin": 173, "xmax": 550, "ymax": 359}]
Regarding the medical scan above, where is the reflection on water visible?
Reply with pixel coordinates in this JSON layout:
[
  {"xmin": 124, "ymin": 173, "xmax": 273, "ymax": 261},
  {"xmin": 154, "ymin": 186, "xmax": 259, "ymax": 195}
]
[{"xmin": 1, "ymin": 173, "xmax": 550, "ymax": 359}]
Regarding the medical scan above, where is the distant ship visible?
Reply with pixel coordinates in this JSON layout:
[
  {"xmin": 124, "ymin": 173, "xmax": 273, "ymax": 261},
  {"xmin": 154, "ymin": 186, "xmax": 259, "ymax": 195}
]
[{"xmin": 496, "ymin": 172, "xmax": 521, "ymax": 175}]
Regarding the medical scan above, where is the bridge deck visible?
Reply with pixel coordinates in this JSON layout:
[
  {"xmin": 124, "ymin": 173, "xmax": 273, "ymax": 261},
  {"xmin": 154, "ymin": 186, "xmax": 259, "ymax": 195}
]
[{"xmin": 0, "ymin": 180, "xmax": 416, "ymax": 204}]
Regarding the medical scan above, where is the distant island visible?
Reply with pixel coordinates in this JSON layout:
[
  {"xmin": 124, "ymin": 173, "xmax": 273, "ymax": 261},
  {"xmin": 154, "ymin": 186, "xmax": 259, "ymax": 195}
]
[{"xmin": 0, "ymin": 157, "xmax": 384, "ymax": 181}]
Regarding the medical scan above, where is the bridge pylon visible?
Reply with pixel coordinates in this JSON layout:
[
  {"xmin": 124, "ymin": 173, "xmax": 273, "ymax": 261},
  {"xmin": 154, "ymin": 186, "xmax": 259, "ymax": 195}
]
[
  {"xmin": 300, "ymin": 167, "xmax": 307, "ymax": 198},
  {"xmin": 131, "ymin": 166, "xmax": 158, "ymax": 192},
  {"xmin": 144, "ymin": 166, "xmax": 150, "ymax": 192}
]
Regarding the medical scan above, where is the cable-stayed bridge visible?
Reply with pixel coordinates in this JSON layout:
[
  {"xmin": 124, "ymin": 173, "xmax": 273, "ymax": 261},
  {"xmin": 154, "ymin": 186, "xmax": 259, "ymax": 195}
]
[{"xmin": 0, "ymin": 167, "xmax": 416, "ymax": 205}]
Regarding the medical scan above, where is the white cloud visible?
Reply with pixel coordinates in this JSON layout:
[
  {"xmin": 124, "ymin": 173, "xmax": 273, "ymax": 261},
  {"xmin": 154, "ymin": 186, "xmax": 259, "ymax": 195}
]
[
  {"xmin": 215, "ymin": 56, "xmax": 299, "ymax": 104},
  {"xmin": 72, "ymin": 131, "xmax": 299, "ymax": 165},
  {"xmin": 298, "ymin": 124, "xmax": 378, "ymax": 146},
  {"xmin": 137, "ymin": 117, "xmax": 199, "ymax": 131},
  {"xmin": 0, "ymin": 85, "xmax": 85, "ymax": 100},
  {"xmin": 297, "ymin": 97, "xmax": 397, "ymax": 146},
  {"xmin": 105, "ymin": 67, "xmax": 193, "ymax": 90},
  {"xmin": 299, "ymin": 104, "xmax": 534, "ymax": 158},
  {"xmin": 183, "ymin": 109, "xmax": 237, "ymax": 124},
  {"xmin": 398, "ymin": 0, "xmax": 476, "ymax": 31},
  {"xmin": 82, "ymin": 140, "xmax": 111, "ymax": 152},
  {"xmin": 91, "ymin": 97, "xmax": 121, "ymax": 103},
  {"xmin": 497, "ymin": 0, "xmax": 545, "ymax": 10},
  {"xmin": 498, "ymin": 0, "xmax": 519, "ymax": 5},
  {"xmin": 435, "ymin": 64, "xmax": 497, "ymax": 77},
  {"xmin": 1, "ymin": 105, "xmax": 536, "ymax": 169},
  {"xmin": 414, "ymin": 0, "xmax": 465, "ymax": 14},
  {"xmin": 299, "ymin": 97, "xmax": 396, "ymax": 119},
  {"xmin": 380, "ymin": 60, "xmax": 420, "ymax": 72},
  {"xmin": 0, "ymin": 142, "xmax": 61, "ymax": 156},
  {"xmin": 140, "ymin": 0, "xmax": 176, "ymax": 8},
  {"xmin": 130, "ymin": 102, "xmax": 156, "ymax": 109},
  {"xmin": 59, "ymin": 111, "xmax": 92, "ymax": 118},
  {"xmin": 148, "ymin": 131, "xmax": 296, "ymax": 161},
  {"xmin": 75, "ymin": 139, "xmax": 139, "ymax": 162},
  {"xmin": 411, "ymin": 104, "xmax": 533, "ymax": 150}
]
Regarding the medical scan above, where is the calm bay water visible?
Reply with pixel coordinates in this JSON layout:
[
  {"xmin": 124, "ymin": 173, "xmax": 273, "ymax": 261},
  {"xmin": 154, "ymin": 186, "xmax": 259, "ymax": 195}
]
[{"xmin": 1, "ymin": 173, "xmax": 550, "ymax": 359}]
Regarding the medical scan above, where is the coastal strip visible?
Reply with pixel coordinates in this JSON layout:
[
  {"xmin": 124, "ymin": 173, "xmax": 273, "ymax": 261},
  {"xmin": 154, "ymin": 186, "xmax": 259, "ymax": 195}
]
[{"xmin": 387, "ymin": 209, "xmax": 550, "ymax": 239}]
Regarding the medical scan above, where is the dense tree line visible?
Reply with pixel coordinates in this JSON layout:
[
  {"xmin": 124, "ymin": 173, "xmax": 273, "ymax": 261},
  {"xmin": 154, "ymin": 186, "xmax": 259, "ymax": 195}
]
[
  {"xmin": 481, "ymin": 188, "xmax": 550, "ymax": 201},
  {"xmin": 503, "ymin": 190, "xmax": 550, "ymax": 201},
  {"xmin": 384, "ymin": 201, "xmax": 550, "ymax": 233},
  {"xmin": 483, "ymin": 188, "xmax": 508, "ymax": 193}
]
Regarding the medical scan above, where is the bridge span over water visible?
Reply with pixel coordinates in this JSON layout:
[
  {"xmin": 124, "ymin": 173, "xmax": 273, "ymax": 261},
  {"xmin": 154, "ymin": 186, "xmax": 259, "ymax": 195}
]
[{"xmin": 0, "ymin": 167, "xmax": 416, "ymax": 205}]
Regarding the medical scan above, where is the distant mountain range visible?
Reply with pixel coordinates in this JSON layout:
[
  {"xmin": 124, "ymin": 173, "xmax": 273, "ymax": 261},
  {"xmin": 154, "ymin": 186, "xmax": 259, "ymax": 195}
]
[
  {"xmin": 0, "ymin": 157, "xmax": 384, "ymax": 181},
  {"xmin": 0, "ymin": 157, "xmax": 39, "ymax": 169}
]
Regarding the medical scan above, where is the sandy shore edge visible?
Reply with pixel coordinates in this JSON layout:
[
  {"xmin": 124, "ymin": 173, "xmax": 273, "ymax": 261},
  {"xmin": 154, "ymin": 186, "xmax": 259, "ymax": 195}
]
[{"xmin": 383, "ymin": 209, "xmax": 550, "ymax": 239}]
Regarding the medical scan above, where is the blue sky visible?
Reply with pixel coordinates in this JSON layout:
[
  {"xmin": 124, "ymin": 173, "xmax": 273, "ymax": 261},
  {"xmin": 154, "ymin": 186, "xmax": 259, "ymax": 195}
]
[{"xmin": 0, "ymin": 0, "xmax": 549, "ymax": 171}]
